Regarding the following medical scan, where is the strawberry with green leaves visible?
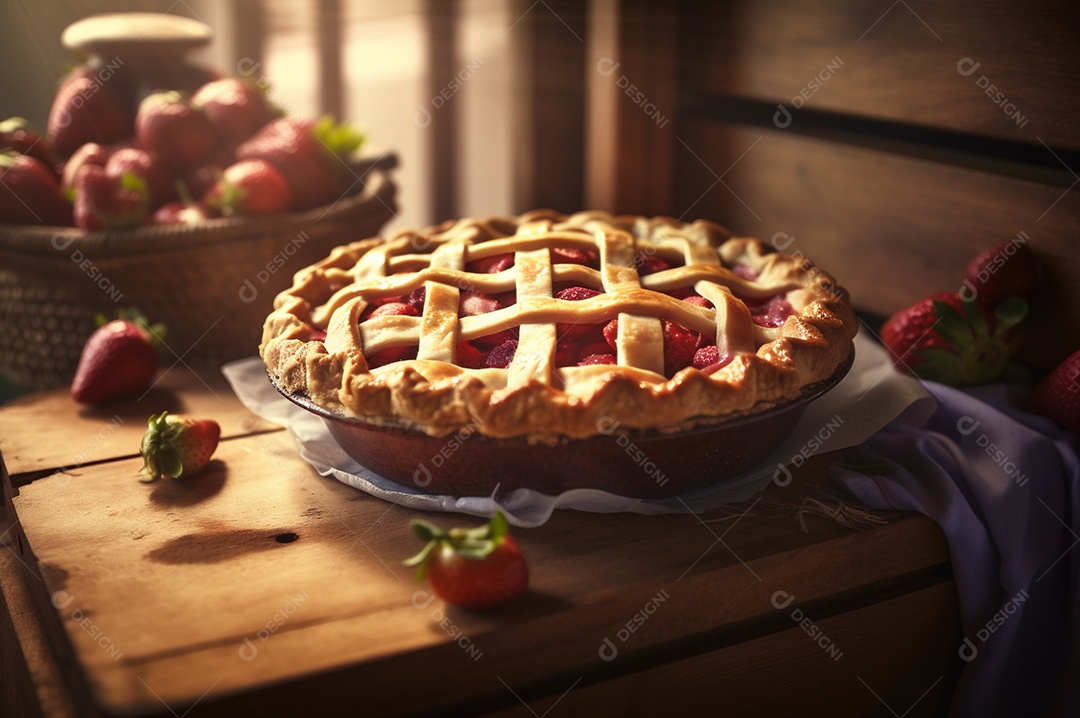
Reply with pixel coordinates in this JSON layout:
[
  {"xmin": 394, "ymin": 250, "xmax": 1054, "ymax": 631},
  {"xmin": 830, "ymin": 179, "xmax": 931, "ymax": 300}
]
[
  {"xmin": 140, "ymin": 411, "xmax": 221, "ymax": 481},
  {"xmin": 235, "ymin": 116, "xmax": 364, "ymax": 211},
  {"xmin": 72, "ymin": 164, "xmax": 149, "ymax": 230},
  {"xmin": 881, "ymin": 291, "xmax": 1027, "ymax": 386},
  {"xmin": 71, "ymin": 309, "xmax": 166, "ymax": 404},
  {"xmin": 404, "ymin": 511, "xmax": 528, "ymax": 611},
  {"xmin": 203, "ymin": 158, "xmax": 292, "ymax": 216}
]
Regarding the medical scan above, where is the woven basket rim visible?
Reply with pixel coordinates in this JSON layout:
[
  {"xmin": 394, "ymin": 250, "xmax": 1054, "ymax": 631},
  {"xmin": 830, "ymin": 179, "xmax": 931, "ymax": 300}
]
[{"xmin": 0, "ymin": 153, "xmax": 398, "ymax": 258}]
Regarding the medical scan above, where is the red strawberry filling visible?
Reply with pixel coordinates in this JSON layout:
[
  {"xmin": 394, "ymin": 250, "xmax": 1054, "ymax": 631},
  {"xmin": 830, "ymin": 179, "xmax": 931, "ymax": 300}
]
[
  {"xmin": 368, "ymin": 345, "xmax": 417, "ymax": 369},
  {"xmin": 742, "ymin": 294, "xmax": 795, "ymax": 327},
  {"xmin": 732, "ymin": 264, "xmax": 759, "ymax": 280},
  {"xmin": 467, "ymin": 253, "xmax": 514, "ymax": 274},
  {"xmin": 555, "ymin": 286, "xmax": 603, "ymax": 341},
  {"xmin": 353, "ymin": 266, "xmax": 778, "ymax": 372},
  {"xmin": 486, "ymin": 339, "xmax": 518, "ymax": 368},
  {"xmin": 552, "ymin": 247, "xmax": 599, "ymax": 267}
]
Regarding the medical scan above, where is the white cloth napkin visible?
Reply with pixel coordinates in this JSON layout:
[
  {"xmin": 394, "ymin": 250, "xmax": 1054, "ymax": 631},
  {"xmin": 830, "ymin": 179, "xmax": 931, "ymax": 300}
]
[{"xmin": 222, "ymin": 329, "xmax": 926, "ymax": 527}]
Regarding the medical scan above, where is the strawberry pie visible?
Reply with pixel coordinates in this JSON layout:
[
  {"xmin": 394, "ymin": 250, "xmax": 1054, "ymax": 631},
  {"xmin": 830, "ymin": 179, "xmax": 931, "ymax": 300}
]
[{"xmin": 261, "ymin": 210, "xmax": 858, "ymax": 442}]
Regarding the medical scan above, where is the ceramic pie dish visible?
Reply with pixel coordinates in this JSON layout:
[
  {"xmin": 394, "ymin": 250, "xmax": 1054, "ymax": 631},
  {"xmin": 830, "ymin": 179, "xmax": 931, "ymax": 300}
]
[
  {"xmin": 269, "ymin": 351, "xmax": 852, "ymax": 498},
  {"xmin": 260, "ymin": 209, "xmax": 858, "ymax": 495}
]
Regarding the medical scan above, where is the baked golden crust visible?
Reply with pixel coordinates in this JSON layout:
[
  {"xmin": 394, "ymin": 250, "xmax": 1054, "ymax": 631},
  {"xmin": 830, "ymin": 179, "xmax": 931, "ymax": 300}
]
[{"xmin": 261, "ymin": 209, "xmax": 858, "ymax": 440}]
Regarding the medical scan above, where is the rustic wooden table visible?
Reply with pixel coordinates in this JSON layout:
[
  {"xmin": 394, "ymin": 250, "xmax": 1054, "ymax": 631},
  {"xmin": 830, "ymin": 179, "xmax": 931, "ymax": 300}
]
[{"xmin": 0, "ymin": 367, "xmax": 960, "ymax": 717}]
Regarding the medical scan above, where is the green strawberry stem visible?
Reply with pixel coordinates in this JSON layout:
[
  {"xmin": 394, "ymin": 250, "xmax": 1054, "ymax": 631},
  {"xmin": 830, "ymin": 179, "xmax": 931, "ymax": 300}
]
[
  {"xmin": 312, "ymin": 115, "xmax": 366, "ymax": 160},
  {"xmin": 914, "ymin": 297, "xmax": 1028, "ymax": 385},
  {"xmin": 0, "ymin": 116, "xmax": 31, "ymax": 134},
  {"xmin": 403, "ymin": 511, "xmax": 510, "ymax": 582},
  {"xmin": 140, "ymin": 411, "xmax": 186, "ymax": 482},
  {"xmin": 96, "ymin": 308, "xmax": 167, "ymax": 348}
]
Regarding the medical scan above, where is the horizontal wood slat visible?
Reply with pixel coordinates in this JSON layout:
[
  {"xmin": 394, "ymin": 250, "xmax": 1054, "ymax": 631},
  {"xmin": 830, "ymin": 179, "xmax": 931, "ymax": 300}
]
[
  {"xmin": 679, "ymin": 0, "xmax": 1080, "ymax": 152},
  {"xmin": 674, "ymin": 120, "xmax": 1080, "ymax": 367},
  {"xmin": 482, "ymin": 582, "xmax": 960, "ymax": 718}
]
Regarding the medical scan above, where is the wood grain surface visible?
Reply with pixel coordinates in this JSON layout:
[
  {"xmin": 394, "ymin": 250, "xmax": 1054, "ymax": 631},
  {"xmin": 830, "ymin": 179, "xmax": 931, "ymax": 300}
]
[
  {"xmin": 680, "ymin": 0, "xmax": 1080, "ymax": 151},
  {"xmin": 0, "ymin": 367, "xmax": 278, "ymax": 482},
  {"xmin": 2, "ymin": 370, "xmax": 956, "ymax": 716},
  {"xmin": 674, "ymin": 120, "xmax": 1080, "ymax": 366}
]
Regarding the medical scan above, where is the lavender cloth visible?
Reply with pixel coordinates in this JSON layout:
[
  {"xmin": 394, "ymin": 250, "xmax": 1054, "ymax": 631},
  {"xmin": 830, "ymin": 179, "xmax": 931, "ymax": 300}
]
[{"xmin": 829, "ymin": 381, "xmax": 1079, "ymax": 717}]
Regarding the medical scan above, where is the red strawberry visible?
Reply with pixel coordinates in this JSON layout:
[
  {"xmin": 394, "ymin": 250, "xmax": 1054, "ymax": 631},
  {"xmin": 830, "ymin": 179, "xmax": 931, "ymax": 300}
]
[
  {"xmin": 555, "ymin": 286, "xmax": 602, "ymax": 341},
  {"xmin": 367, "ymin": 346, "xmax": 417, "ymax": 368},
  {"xmin": 139, "ymin": 411, "xmax": 221, "ymax": 481},
  {"xmin": 0, "ymin": 151, "xmax": 72, "ymax": 226},
  {"xmin": 744, "ymin": 294, "xmax": 795, "ymax": 328},
  {"xmin": 368, "ymin": 301, "xmax": 419, "ymax": 319},
  {"xmin": 578, "ymin": 353, "xmax": 616, "ymax": 366},
  {"xmin": 485, "ymin": 339, "xmax": 518, "ymax": 368},
  {"xmin": 693, "ymin": 345, "xmax": 722, "ymax": 370},
  {"xmin": 1030, "ymin": 349, "xmax": 1080, "ymax": 434},
  {"xmin": 204, "ymin": 159, "xmax": 292, "ymax": 216},
  {"xmin": 602, "ymin": 319, "xmax": 619, "ymax": 352},
  {"xmin": 455, "ymin": 341, "xmax": 485, "ymax": 369},
  {"xmin": 683, "ymin": 295, "xmax": 713, "ymax": 309},
  {"xmin": 106, "ymin": 148, "xmax": 173, "ymax": 207},
  {"xmin": 71, "ymin": 310, "xmax": 165, "ymax": 404},
  {"xmin": 192, "ymin": 77, "xmax": 275, "ymax": 147},
  {"xmin": 880, "ymin": 291, "xmax": 1027, "ymax": 386},
  {"xmin": 236, "ymin": 116, "xmax": 364, "ymax": 211},
  {"xmin": 551, "ymin": 247, "xmax": 598, "ymax": 267},
  {"xmin": 404, "ymin": 511, "xmax": 528, "ymax": 611},
  {"xmin": 663, "ymin": 320, "xmax": 699, "ymax": 376},
  {"xmin": 467, "ymin": 253, "xmax": 514, "ymax": 274},
  {"xmin": 73, "ymin": 165, "xmax": 149, "ymax": 230},
  {"xmin": 135, "ymin": 91, "xmax": 217, "ymax": 171},
  {"xmin": 0, "ymin": 117, "xmax": 53, "ymax": 166},
  {"xmin": 962, "ymin": 240, "xmax": 1039, "ymax": 308},
  {"xmin": 635, "ymin": 253, "xmax": 671, "ymax": 275},
  {"xmin": 61, "ymin": 142, "xmax": 110, "ymax": 194},
  {"xmin": 47, "ymin": 65, "xmax": 132, "ymax": 158},
  {"xmin": 473, "ymin": 329, "xmax": 518, "ymax": 351},
  {"xmin": 404, "ymin": 287, "xmax": 427, "ymax": 312},
  {"xmin": 555, "ymin": 340, "xmax": 579, "ymax": 367}
]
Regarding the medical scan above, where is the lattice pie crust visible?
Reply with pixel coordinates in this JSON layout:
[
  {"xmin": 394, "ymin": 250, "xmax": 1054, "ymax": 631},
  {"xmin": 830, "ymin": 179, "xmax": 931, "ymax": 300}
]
[{"xmin": 261, "ymin": 210, "xmax": 858, "ymax": 440}]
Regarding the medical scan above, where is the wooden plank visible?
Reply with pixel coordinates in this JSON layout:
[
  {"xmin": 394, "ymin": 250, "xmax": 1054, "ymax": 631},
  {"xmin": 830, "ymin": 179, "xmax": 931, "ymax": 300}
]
[
  {"xmin": 512, "ymin": 0, "xmax": 588, "ymax": 214},
  {"xmin": 481, "ymin": 582, "xmax": 960, "ymax": 718},
  {"xmin": 0, "ymin": 546, "xmax": 86, "ymax": 718},
  {"xmin": 315, "ymin": 0, "xmax": 344, "ymax": 121},
  {"xmin": 585, "ymin": 0, "xmax": 678, "ymax": 216},
  {"xmin": 674, "ymin": 121, "xmax": 1080, "ymax": 367},
  {"xmin": 424, "ymin": 0, "xmax": 461, "ymax": 222},
  {"xmin": 680, "ymin": 0, "xmax": 1080, "ymax": 151},
  {"xmin": 0, "ymin": 368, "xmax": 279, "ymax": 481},
  {"xmin": 10, "ymin": 429, "xmax": 950, "ymax": 716}
]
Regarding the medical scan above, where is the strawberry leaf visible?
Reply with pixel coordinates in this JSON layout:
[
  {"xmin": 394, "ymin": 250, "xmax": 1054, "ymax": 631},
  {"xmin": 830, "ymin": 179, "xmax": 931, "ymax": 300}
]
[
  {"xmin": 994, "ymin": 297, "xmax": 1028, "ymax": 330},
  {"xmin": 312, "ymin": 115, "xmax": 366, "ymax": 159},
  {"xmin": 931, "ymin": 301, "xmax": 974, "ymax": 347},
  {"xmin": 410, "ymin": 519, "xmax": 444, "ymax": 543},
  {"xmin": 0, "ymin": 117, "xmax": 30, "ymax": 134},
  {"xmin": 911, "ymin": 347, "xmax": 965, "ymax": 384}
]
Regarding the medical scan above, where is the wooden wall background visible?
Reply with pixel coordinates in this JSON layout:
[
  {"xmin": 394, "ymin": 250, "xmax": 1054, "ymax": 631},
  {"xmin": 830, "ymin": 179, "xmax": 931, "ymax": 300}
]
[{"xmin": 563, "ymin": 0, "xmax": 1080, "ymax": 368}]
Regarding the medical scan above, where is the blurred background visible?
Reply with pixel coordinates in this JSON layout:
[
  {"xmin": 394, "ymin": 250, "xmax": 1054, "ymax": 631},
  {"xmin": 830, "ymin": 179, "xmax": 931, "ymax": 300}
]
[
  {"xmin": 0, "ymin": 0, "xmax": 520, "ymax": 234},
  {"xmin": 1, "ymin": 0, "xmax": 1077, "ymax": 368}
]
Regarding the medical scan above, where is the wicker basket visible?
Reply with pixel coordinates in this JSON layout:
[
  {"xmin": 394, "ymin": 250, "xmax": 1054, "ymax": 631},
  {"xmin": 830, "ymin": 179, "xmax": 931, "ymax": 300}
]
[{"xmin": 0, "ymin": 155, "xmax": 398, "ymax": 391}]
